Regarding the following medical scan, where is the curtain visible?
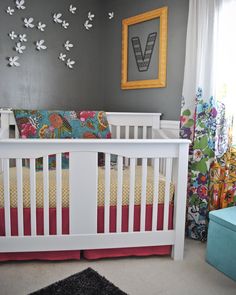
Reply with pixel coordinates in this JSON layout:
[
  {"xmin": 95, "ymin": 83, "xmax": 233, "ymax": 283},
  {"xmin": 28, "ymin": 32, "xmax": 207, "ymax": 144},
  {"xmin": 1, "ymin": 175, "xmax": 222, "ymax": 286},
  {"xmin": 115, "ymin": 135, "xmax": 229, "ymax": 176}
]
[
  {"xmin": 209, "ymin": 0, "xmax": 236, "ymax": 212},
  {"xmin": 180, "ymin": 0, "xmax": 235, "ymax": 241}
]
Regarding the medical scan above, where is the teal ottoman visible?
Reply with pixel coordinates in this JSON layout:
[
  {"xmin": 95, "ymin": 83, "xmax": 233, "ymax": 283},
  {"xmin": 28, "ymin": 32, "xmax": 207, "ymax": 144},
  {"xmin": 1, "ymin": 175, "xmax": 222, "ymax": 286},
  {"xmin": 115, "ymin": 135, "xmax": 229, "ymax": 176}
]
[{"xmin": 206, "ymin": 206, "xmax": 236, "ymax": 281}]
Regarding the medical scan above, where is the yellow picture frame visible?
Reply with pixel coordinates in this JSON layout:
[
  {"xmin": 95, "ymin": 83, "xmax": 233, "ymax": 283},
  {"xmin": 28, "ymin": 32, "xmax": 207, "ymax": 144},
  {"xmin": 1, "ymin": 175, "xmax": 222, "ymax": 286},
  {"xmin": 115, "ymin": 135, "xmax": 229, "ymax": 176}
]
[{"xmin": 121, "ymin": 7, "xmax": 168, "ymax": 90}]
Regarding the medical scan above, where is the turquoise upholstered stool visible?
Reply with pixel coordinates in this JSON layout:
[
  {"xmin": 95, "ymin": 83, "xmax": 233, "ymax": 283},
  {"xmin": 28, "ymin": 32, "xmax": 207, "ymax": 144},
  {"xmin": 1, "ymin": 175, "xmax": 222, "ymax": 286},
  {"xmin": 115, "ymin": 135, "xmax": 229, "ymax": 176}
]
[{"xmin": 206, "ymin": 206, "xmax": 236, "ymax": 281}]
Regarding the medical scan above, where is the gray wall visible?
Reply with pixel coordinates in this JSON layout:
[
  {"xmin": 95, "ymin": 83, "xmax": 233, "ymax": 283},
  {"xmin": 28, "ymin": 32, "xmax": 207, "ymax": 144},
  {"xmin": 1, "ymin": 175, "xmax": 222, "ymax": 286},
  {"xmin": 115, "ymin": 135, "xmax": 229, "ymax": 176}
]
[
  {"xmin": 0, "ymin": 0, "xmax": 105, "ymax": 110},
  {"xmin": 103, "ymin": 0, "xmax": 189, "ymax": 120},
  {"xmin": 0, "ymin": 0, "xmax": 189, "ymax": 119}
]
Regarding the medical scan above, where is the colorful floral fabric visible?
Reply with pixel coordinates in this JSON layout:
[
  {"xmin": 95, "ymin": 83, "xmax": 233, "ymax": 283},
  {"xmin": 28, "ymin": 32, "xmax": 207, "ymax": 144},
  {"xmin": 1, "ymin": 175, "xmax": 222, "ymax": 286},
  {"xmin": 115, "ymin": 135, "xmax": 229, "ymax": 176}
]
[
  {"xmin": 181, "ymin": 88, "xmax": 233, "ymax": 241},
  {"xmin": 14, "ymin": 110, "xmax": 111, "ymax": 170},
  {"xmin": 14, "ymin": 110, "xmax": 111, "ymax": 139},
  {"xmin": 209, "ymin": 147, "xmax": 236, "ymax": 210},
  {"xmin": 181, "ymin": 89, "xmax": 219, "ymax": 241}
]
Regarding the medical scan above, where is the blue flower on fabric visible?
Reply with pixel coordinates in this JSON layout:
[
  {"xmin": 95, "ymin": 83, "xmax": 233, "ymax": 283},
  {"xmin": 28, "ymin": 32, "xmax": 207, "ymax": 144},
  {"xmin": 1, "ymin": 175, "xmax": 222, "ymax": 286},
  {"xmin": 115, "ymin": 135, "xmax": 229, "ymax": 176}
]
[
  {"xmin": 196, "ymin": 104, "xmax": 204, "ymax": 114},
  {"xmin": 193, "ymin": 179, "xmax": 198, "ymax": 187},
  {"xmin": 208, "ymin": 139, "xmax": 214, "ymax": 150}
]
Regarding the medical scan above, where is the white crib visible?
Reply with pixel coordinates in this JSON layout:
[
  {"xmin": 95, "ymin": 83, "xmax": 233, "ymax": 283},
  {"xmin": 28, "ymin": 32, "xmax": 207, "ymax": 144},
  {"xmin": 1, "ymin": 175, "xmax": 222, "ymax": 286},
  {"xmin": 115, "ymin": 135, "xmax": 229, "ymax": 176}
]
[{"xmin": 0, "ymin": 110, "xmax": 189, "ymax": 260}]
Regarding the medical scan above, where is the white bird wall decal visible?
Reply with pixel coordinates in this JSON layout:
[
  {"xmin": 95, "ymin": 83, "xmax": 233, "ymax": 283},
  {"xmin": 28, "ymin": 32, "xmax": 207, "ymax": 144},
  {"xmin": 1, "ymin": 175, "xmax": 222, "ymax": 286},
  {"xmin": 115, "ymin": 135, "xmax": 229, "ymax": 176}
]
[
  {"xmin": 36, "ymin": 40, "xmax": 47, "ymax": 51},
  {"xmin": 69, "ymin": 5, "xmax": 77, "ymax": 14},
  {"xmin": 8, "ymin": 56, "xmax": 20, "ymax": 67},
  {"xmin": 15, "ymin": 0, "xmax": 26, "ymax": 10},
  {"xmin": 84, "ymin": 20, "xmax": 93, "ymax": 30},
  {"xmin": 6, "ymin": 7, "xmax": 14, "ymax": 15},
  {"xmin": 24, "ymin": 18, "xmax": 34, "ymax": 28}
]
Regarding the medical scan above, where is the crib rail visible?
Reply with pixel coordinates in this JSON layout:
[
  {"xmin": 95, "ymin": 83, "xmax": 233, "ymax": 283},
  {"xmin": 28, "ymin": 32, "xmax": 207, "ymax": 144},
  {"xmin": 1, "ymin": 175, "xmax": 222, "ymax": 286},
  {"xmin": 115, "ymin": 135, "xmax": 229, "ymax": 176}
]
[{"xmin": 0, "ymin": 139, "xmax": 189, "ymax": 260}]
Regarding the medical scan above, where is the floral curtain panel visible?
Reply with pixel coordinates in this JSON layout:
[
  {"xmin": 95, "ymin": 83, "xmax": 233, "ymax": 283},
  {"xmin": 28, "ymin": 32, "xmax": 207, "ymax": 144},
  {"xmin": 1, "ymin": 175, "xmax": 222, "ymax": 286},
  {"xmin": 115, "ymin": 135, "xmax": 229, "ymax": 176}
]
[
  {"xmin": 209, "ymin": 0, "xmax": 236, "ymax": 212},
  {"xmin": 180, "ymin": 0, "xmax": 235, "ymax": 241}
]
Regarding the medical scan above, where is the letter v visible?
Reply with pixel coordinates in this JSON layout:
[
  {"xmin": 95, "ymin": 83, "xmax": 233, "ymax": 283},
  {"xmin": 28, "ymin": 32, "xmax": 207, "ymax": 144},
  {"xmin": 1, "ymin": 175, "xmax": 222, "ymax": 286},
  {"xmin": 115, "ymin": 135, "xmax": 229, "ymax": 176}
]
[{"xmin": 131, "ymin": 32, "xmax": 157, "ymax": 72}]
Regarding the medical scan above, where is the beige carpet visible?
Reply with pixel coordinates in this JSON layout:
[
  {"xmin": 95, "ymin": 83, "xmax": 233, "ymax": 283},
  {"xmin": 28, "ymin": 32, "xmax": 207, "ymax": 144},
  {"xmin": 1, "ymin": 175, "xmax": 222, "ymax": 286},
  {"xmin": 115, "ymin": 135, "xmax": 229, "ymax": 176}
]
[{"xmin": 0, "ymin": 239, "xmax": 235, "ymax": 295}]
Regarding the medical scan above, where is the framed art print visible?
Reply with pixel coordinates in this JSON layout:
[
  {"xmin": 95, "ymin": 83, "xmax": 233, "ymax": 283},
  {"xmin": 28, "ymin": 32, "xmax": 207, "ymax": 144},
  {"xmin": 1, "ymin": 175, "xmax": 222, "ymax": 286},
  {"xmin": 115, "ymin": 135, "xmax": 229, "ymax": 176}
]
[{"xmin": 121, "ymin": 7, "xmax": 168, "ymax": 90}]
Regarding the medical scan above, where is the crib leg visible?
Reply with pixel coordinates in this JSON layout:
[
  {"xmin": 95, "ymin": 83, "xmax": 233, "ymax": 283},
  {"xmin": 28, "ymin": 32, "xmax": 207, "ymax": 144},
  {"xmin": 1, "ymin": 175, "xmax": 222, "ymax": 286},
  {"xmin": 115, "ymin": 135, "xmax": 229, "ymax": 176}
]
[{"xmin": 171, "ymin": 239, "xmax": 185, "ymax": 261}]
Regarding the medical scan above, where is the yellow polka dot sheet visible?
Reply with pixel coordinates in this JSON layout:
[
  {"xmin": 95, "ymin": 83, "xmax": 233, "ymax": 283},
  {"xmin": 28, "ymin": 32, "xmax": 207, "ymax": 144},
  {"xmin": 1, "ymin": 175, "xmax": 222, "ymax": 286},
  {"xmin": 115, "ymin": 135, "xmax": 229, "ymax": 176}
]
[{"xmin": 0, "ymin": 166, "xmax": 175, "ymax": 208}]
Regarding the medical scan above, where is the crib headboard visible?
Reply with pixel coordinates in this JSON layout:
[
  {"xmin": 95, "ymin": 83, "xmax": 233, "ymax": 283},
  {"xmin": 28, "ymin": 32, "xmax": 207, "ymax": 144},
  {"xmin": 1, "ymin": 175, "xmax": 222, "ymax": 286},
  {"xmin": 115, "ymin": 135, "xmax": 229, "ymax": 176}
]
[
  {"xmin": 106, "ymin": 112, "xmax": 161, "ymax": 139},
  {"xmin": 0, "ymin": 110, "xmax": 180, "ymax": 140}
]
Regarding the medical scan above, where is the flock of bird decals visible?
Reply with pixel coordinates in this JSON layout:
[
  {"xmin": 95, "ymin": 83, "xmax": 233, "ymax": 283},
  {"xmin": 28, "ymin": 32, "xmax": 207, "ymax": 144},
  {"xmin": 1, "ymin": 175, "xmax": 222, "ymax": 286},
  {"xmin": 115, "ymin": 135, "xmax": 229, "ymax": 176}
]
[{"xmin": 5, "ymin": 0, "xmax": 115, "ymax": 69}]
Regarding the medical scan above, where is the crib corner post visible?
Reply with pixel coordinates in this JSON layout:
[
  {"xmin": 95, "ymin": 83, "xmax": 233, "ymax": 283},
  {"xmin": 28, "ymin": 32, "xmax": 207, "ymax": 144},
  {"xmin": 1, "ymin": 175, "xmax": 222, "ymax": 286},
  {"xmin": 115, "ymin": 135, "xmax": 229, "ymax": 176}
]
[
  {"xmin": 0, "ymin": 112, "xmax": 10, "ymax": 173},
  {"xmin": 171, "ymin": 143, "xmax": 189, "ymax": 261}
]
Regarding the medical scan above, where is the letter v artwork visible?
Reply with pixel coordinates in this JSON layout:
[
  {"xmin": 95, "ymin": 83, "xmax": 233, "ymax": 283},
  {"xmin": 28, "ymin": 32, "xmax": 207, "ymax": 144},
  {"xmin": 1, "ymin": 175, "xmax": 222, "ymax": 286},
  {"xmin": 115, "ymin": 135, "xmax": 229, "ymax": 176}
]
[{"xmin": 121, "ymin": 7, "xmax": 168, "ymax": 90}]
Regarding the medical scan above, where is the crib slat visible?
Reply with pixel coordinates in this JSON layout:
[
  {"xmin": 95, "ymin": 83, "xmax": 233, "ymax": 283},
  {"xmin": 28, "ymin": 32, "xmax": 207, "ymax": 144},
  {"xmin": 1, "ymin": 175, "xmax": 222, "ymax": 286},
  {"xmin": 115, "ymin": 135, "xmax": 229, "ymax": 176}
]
[
  {"xmin": 125, "ymin": 126, "xmax": 129, "ymax": 139},
  {"xmin": 140, "ymin": 158, "xmax": 148, "ymax": 232},
  {"xmin": 152, "ymin": 158, "xmax": 160, "ymax": 231},
  {"xmin": 3, "ymin": 159, "xmax": 11, "ymax": 236},
  {"xmin": 116, "ymin": 126, "xmax": 121, "ymax": 139},
  {"xmin": 134, "ymin": 126, "xmax": 138, "ymax": 139},
  {"xmin": 56, "ymin": 154, "xmax": 62, "ymax": 235},
  {"xmin": 128, "ymin": 158, "xmax": 136, "ymax": 232},
  {"xmin": 16, "ymin": 159, "xmax": 24, "ymax": 236},
  {"xmin": 134, "ymin": 126, "xmax": 138, "ymax": 165},
  {"xmin": 116, "ymin": 156, "xmax": 123, "ymax": 233},
  {"xmin": 30, "ymin": 159, "xmax": 37, "ymax": 236},
  {"xmin": 43, "ymin": 156, "xmax": 49, "ymax": 236},
  {"xmin": 104, "ymin": 153, "xmax": 111, "ymax": 233},
  {"xmin": 164, "ymin": 158, "xmax": 172, "ymax": 230},
  {"xmin": 125, "ymin": 126, "xmax": 129, "ymax": 166}
]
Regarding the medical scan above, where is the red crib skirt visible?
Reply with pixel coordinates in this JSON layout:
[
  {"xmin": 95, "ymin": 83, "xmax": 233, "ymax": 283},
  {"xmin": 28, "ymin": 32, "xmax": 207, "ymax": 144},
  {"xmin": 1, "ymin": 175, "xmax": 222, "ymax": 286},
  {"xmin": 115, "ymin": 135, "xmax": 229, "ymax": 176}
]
[{"xmin": 0, "ymin": 204, "xmax": 173, "ymax": 261}]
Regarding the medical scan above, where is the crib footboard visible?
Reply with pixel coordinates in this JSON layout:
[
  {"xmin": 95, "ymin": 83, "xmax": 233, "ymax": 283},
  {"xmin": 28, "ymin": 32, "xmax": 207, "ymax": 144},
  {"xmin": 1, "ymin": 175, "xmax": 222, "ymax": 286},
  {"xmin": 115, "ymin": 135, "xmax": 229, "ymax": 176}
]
[{"xmin": 0, "ymin": 139, "xmax": 189, "ymax": 260}]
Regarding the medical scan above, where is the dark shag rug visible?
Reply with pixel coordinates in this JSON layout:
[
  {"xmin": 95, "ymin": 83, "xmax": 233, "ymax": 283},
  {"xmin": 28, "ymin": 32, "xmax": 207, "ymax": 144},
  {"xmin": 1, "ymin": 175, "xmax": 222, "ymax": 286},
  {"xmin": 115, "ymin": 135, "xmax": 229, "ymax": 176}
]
[{"xmin": 29, "ymin": 267, "xmax": 128, "ymax": 295}]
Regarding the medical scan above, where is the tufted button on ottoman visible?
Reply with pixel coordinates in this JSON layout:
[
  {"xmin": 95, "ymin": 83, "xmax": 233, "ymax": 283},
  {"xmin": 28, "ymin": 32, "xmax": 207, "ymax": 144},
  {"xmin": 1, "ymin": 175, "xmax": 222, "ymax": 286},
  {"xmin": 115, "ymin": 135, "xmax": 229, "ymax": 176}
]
[{"xmin": 206, "ymin": 206, "xmax": 236, "ymax": 281}]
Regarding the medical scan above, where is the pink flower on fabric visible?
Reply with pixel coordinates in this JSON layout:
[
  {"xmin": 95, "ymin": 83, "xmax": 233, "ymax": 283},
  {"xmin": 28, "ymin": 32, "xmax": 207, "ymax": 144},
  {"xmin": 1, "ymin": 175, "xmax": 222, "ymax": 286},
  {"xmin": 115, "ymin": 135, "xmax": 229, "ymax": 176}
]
[
  {"xmin": 180, "ymin": 115, "xmax": 188, "ymax": 125},
  {"xmin": 193, "ymin": 149, "xmax": 203, "ymax": 162},
  {"xmin": 197, "ymin": 185, "xmax": 208, "ymax": 199},
  {"xmin": 79, "ymin": 111, "xmax": 96, "ymax": 122},
  {"xmin": 49, "ymin": 126, "xmax": 55, "ymax": 132},
  {"xmin": 21, "ymin": 123, "xmax": 36, "ymax": 138},
  {"xmin": 106, "ymin": 132, "xmax": 112, "ymax": 139}
]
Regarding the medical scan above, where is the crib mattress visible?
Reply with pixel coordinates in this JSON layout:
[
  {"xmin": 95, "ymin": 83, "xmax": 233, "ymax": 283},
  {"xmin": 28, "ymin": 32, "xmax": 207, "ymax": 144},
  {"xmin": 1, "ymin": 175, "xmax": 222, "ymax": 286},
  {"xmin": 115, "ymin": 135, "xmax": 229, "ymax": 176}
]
[{"xmin": 0, "ymin": 166, "xmax": 174, "ymax": 208}]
